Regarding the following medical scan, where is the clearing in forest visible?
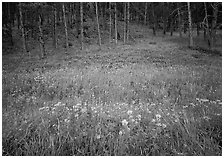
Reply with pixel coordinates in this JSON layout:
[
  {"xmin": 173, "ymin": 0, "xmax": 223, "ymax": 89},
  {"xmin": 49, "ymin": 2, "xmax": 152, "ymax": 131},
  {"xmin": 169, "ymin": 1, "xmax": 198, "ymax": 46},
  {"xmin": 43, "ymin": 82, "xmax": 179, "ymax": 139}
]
[{"xmin": 2, "ymin": 22, "xmax": 222, "ymax": 156}]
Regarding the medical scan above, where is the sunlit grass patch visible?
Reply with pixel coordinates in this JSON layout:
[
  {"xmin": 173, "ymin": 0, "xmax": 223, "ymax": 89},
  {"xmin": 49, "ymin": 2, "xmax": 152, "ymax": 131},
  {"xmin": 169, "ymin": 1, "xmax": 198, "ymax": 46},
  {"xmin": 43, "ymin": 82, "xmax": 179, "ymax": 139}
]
[{"xmin": 2, "ymin": 54, "xmax": 221, "ymax": 155}]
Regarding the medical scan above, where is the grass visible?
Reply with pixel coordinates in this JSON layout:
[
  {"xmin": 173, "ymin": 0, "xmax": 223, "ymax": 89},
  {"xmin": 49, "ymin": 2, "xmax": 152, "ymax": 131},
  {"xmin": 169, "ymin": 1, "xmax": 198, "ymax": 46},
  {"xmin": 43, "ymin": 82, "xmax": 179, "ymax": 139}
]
[{"xmin": 2, "ymin": 22, "xmax": 222, "ymax": 156}]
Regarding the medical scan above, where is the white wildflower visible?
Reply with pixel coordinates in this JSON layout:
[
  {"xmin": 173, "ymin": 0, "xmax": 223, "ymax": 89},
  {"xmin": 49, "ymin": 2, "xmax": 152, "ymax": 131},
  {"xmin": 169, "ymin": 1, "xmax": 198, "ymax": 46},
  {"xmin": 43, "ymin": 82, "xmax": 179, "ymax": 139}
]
[
  {"xmin": 119, "ymin": 131, "xmax": 123, "ymax": 135},
  {"xmin": 127, "ymin": 110, "xmax": 133, "ymax": 115},
  {"xmin": 155, "ymin": 114, "xmax": 161, "ymax": 120},
  {"xmin": 151, "ymin": 119, "xmax": 156, "ymax": 123},
  {"xmin": 81, "ymin": 107, "xmax": 87, "ymax": 113},
  {"xmin": 54, "ymin": 102, "xmax": 62, "ymax": 107},
  {"xmin": 122, "ymin": 119, "xmax": 128, "ymax": 126},
  {"xmin": 200, "ymin": 98, "xmax": 209, "ymax": 102},
  {"xmin": 136, "ymin": 114, "xmax": 141, "ymax": 121}
]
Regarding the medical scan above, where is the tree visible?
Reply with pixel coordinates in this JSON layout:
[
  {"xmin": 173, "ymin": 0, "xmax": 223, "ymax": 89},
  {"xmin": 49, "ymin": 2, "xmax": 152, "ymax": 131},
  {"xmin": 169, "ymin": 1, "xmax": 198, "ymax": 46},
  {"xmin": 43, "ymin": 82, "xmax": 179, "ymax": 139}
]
[
  {"xmin": 62, "ymin": 3, "xmax": 68, "ymax": 51},
  {"xmin": 177, "ymin": 3, "xmax": 182, "ymax": 37},
  {"xmin": 144, "ymin": 2, "xmax": 148, "ymax": 25},
  {"xmin": 151, "ymin": 3, "xmax": 156, "ymax": 36},
  {"xmin": 7, "ymin": 3, "xmax": 13, "ymax": 46},
  {"xmin": 204, "ymin": 2, "xmax": 210, "ymax": 48},
  {"xmin": 80, "ymin": 2, "xmax": 84, "ymax": 50},
  {"xmin": 53, "ymin": 4, "xmax": 57, "ymax": 48},
  {"xmin": 123, "ymin": 2, "xmax": 126, "ymax": 43},
  {"xmin": 109, "ymin": 2, "xmax": 112, "ymax": 43},
  {"xmin": 38, "ymin": 13, "xmax": 46, "ymax": 58},
  {"xmin": 126, "ymin": 2, "xmax": 130, "ymax": 42},
  {"xmin": 210, "ymin": 2, "xmax": 219, "ymax": 49},
  {"xmin": 187, "ymin": 2, "xmax": 193, "ymax": 47},
  {"xmin": 114, "ymin": 2, "xmax": 118, "ymax": 44},
  {"xmin": 19, "ymin": 3, "xmax": 27, "ymax": 53},
  {"xmin": 95, "ymin": 2, "xmax": 101, "ymax": 47}
]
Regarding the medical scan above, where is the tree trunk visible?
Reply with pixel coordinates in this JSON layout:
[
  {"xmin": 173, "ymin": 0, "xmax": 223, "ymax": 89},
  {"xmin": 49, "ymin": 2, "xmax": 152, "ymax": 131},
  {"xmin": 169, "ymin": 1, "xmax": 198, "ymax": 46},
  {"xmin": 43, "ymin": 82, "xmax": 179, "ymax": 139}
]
[
  {"xmin": 210, "ymin": 2, "xmax": 218, "ymax": 49},
  {"xmin": 38, "ymin": 14, "xmax": 46, "ymax": 58},
  {"xmin": 80, "ymin": 2, "xmax": 84, "ymax": 50},
  {"xmin": 95, "ymin": 2, "xmax": 101, "ymax": 47},
  {"xmin": 114, "ymin": 2, "xmax": 118, "ymax": 44},
  {"xmin": 53, "ymin": 4, "xmax": 57, "ymax": 48},
  {"xmin": 126, "ymin": 2, "xmax": 130, "ymax": 42},
  {"xmin": 7, "ymin": 3, "xmax": 13, "ymax": 46},
  {"xmin": 144, "ymin": 2, "xmax": 147, "ymax": 25},
  {"xmin": 19, "ymin": 3, "xmax": 27, "ymax": 52},
  {"xmin": 109, "ymin": 2, "xmax": 112, "ymax": 43},
  {"xmin": 204, "ymin": 2, "xmax": 211, "ymax": 48},
  {"xmin": 162, "ymin": 3, "xmax": 166, "ymax": 35},
  {"xmin": 151, "ymin": 3, "xmax": 156, "ymax": 36},
  {"xmin": 196, "ymin": 22, "xmax": 200, "ymax": 36},
  {"xmin": 177, "ymin": 3, "xmax": 182, "ymax": 37},
  {"xmin": 62, "ymin": 3, "xmax": 69, "ymax": 51},
  {"xmin": 187, "ymin": 2, "xmax": 193, "ymax": 47},
  {"xmin": 123, "ymin": 2, "xmax": 126, "ymax": 43}
]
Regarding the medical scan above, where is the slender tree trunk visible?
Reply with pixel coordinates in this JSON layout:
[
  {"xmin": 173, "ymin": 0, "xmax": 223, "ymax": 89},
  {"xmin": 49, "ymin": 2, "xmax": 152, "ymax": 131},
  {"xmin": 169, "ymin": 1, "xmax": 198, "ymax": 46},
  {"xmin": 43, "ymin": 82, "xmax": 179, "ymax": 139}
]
[
  {"xmin": 114, "ymin": 2, "xmax": 118, "ymax": 44},
  {"xmin": 53, "ymin": 5, "xmax": 57, "ymax": 48},
  {"xmin": 162, "ymin": 2, "xmax": 166, "ymax": 35},
  {"xmin": 187, "ymin": 2, "xmax": 193, "ymax": 47},
  {"xmin": 170, "ymin": 18, "xmax": 173, "ymax": 36},
  {"xmin": 177, "ymin": 3, "xmax": 182, "ymax": 37},
  {"xmin": 126, "ymin": 2, "xmax": 130, "ymax": 42},
  {"xmin": 204, "ymin": 2, "xmax": 211, "ymax": 48},
  {"xmin": 62, "ymin": 3, "xmax": 69, "ymax": 51},
  {"xmin": 95, "ymin": 2, "xmax": 101, "ymax": 47},
  {"xmin": 38, "ymin": 14, "xmax": 46, "ymax": 58},
  {"xmin": 109, "ymin": 2, "xmax": 112, "ymax": 43},
  {"xmin": 123, "ymin": 2, "xmax": 126, "ymax": 43},
  {"xmin": 80, "ymin": 2, "xmax": 84, "ymax": 50},
  {"xmin": 144, "ymin": 2, "xmax": 147, "ymax": 25},
  {"xmin": 7, "ymin": 3, "xmax": 13, "ymax": 46},
  {"xmin": 196, "ymin": 22, "xmax": 200, "ymax": 36},
  {"xmin": 151, "ymin": 3, "xmax": 156, "ymax": 36},
  {"xmin": 210, "ymin": 2, "xmax": 218, "ymax": 49},
  {"xmin": 19, "ymin": 3, "xmax": 27, "ymax": 52}
]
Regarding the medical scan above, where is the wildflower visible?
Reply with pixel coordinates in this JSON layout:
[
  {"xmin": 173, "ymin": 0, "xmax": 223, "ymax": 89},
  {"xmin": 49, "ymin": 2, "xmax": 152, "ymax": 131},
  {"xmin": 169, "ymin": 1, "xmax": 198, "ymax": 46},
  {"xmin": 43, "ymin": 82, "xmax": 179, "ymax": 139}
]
[
  {"xmin": 54, "ymin": 102, "xmax": 62, "ymax": 107},
  {"xmin": 200, "ymin": 98, "xmax": 209, "ymax": 102},
  {"xmin": 81, "ymin": 107, "xmax": 87, "ymax": 113},
  {"xmin": 136, "ymin": 114, "xmax": 141, "ymax": 121},
  {"xmin": 151, "ymin": 119, "xmax": 156, "ymax": 123},
  {"xmin": 162, "ymin": 123, "xmax": 167, "ymax": 128},
  {"xmin": 203, "ymin": 116, "xmax": 211, "ymax": 121},
  {"xmin": 119, "ymin": 131, "xmax": 123, "ymax": 135},
  {"xmin": 155, "ymin": 114, "xmax": 161, "ymax": 120},
  {"xmin": 39, "ymin": 106, "xmax": 49, "ymax": 111},
  {"xmin": 127, "ymin": 110, "xmax": 133, "ymax": 115},
  {"xmin": 96, "ymin": 134, "xmax": 101, "ymax": 139},
  {"xmin": 122, "ymin": 119, "xmax": 128, "ymax": 126}
]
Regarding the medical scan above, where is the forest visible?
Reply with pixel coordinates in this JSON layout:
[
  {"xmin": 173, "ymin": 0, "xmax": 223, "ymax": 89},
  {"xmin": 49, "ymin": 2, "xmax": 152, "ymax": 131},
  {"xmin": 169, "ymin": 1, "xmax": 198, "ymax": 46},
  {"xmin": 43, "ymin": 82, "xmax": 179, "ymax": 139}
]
[{"xmin": 2, "ymin": 2, "xmax": 222, "ymax": 156}]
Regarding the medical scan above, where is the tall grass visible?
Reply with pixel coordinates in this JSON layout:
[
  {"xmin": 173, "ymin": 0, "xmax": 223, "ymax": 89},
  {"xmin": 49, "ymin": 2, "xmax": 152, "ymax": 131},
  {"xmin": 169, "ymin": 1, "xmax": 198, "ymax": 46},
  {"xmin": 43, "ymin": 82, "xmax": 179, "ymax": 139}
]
[{"xmin": 2, "ymin": 62, "xmax": 222, "ymax": 156}]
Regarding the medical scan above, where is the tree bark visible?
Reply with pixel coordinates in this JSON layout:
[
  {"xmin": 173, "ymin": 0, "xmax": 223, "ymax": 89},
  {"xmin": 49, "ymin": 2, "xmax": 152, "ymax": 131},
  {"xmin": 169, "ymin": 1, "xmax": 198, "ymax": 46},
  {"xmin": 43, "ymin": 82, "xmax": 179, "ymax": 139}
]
[
  {"xmin": 177, "ymin": 3, "xmax": 182, "ymax": 37},
  {"xmin": 144, "ymin": 2, "xmax": 147, "ymax": 25},
  {"xmin": 38, "ymin": 14, "xmax": 46, "ymax": 58},
  {"xmin": 80, "ymin": 2, "xmax": 84, "ymax": 50},
  {"xmin": 151, "ymin": 3, "xmax": 156, "ymax": 36},
  {"xmin": 53, "ymin": 4, "xmax": 57, "ymax": 48},
  {"xmin": 19, "ymin": 3, "xmax": 27, "ymax": 52},
  {"xmin": 95, "ymin": 2, "xmax": 101, "ymax": 47},
  {"xmin": 62, "ymin": 3, "xmax": 69, "ymax": 51},
  {"xmin": 204, "ymin": 2, "xmax": 211, "ymax": 48},
  {"xmin": 187, "ymin": 2, "xmax": 193, "ymax": 47},
  {"xmin": 109, "ymin": 2, "xmax": 112, "ymax": 43},
  {"xmin": 123, "ymin": 2, "xmax": 126, "ymax": 43},
  {"xmin": 114, "ymin": 2, "xmax": 118, "ymax": 44},
  {"xmin": 126, "ymin": 2, "xmax": 130, "ymax": 42},
  {"xmin": 210, "ymin": 2, "xmax": 218, "ymax": 49},
  {"xmin": 7, "ymin": 3, "xmax": 13, "ymax": 46}
]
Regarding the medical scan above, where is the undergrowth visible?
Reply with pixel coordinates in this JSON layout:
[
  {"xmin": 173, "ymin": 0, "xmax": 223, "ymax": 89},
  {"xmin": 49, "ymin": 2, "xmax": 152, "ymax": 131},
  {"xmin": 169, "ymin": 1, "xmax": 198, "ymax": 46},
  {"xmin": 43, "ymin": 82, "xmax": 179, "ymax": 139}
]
[{"xmin": 2, "ymin": 62, "xmax": 222, "ymax": 156}]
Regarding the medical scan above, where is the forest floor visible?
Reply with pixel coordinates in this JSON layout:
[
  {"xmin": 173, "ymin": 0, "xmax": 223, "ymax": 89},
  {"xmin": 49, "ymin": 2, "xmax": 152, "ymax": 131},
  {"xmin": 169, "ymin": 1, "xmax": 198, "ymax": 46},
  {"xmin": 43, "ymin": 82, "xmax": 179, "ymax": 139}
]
[{"xmin": 2, "ymin": 22, "xmax": 222, "ymax": 156}]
